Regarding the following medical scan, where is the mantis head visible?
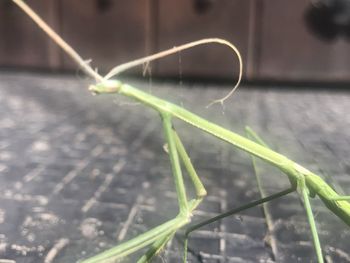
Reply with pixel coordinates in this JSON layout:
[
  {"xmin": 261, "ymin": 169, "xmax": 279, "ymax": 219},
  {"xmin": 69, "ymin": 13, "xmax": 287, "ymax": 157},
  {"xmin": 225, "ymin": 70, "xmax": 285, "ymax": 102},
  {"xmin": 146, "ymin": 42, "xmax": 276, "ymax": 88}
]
[{"xmin": 89, "ymin": 80, "xmax": 122, "ymax": 95}]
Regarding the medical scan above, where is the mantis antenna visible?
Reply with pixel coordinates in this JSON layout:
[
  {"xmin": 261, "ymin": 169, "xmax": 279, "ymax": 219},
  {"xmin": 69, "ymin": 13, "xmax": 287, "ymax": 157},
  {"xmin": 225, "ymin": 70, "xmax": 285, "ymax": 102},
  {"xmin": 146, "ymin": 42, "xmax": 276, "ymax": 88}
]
[
  {"xmin": 13, "ymin": 0, "xmax": 242, "ymax": 106},
  {"xmin": 11, "ymin": 0, "xmax": 103, "ymax": 82},
  {"xmin": 103, "ymin": 38, "xmax": 243, "ymax": 107}
]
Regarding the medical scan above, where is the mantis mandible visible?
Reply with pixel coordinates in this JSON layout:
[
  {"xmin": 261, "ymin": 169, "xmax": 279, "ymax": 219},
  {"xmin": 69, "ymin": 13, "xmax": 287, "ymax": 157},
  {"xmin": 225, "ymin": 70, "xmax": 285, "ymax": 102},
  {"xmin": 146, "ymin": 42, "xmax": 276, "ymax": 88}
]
[{"xmin": 11, "ymin": 1, "xmax": 350, "ymax": 262}]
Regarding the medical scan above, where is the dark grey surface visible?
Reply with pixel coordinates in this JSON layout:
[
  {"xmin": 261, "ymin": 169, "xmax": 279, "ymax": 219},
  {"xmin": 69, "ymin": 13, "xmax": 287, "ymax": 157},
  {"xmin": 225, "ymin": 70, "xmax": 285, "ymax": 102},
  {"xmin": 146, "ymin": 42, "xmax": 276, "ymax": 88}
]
[{"xmin": 0, "ymin": 71, "xmax": 349, "ymax": 263}]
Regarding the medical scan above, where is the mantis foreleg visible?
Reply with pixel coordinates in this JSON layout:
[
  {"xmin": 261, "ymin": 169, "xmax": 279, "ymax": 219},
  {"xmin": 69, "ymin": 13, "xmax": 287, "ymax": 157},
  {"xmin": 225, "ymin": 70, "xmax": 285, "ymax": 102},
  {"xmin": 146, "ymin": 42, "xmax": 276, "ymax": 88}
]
[
  {"xmin": 137, "ymin": 232, "xmax": 175, "ymax": 263},
  {"xmin": 84, "ymin": 115, "xmax": 208, "ymax": 262},
  {"xmin": 173, "ymin": 130, "xmax": 207, "ymax": 204},
  {"xmin": 81, "ymin": 217, "xmax": 184, "ymax": 263},
  {"xmin": 161, "ymin": 113, "xmax": 190, "ymax": 215},
  {"xmin": 82, "ymin": 115, "xmax": 191, "ymax": 262},
  {"xmin": 138, "ymin": 128, "xmax": 207, "ymax": 262}
]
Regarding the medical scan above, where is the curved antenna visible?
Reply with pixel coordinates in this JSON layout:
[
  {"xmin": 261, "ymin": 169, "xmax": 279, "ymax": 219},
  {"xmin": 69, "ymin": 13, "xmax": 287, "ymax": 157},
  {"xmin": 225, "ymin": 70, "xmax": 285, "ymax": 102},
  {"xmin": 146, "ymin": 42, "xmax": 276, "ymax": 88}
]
[
  {"xmin": 104, "ymin": 38, "xmax": 243, "ymax": 106},
  {"xmin": 12, "ymin": 0, "xmax": 242, "ymax": 105}
]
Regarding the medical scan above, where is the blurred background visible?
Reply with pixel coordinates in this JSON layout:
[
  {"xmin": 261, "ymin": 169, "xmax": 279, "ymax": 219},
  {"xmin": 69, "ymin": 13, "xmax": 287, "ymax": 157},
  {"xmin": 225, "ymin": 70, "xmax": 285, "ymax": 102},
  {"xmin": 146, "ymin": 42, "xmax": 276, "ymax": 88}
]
[
  {"xmin": 2, "ymin": 0, "xmax": 350, "ymax": 81},
  {"xmin": 1, "ymin": 1, "xmax": 350, "ymax": 263}
]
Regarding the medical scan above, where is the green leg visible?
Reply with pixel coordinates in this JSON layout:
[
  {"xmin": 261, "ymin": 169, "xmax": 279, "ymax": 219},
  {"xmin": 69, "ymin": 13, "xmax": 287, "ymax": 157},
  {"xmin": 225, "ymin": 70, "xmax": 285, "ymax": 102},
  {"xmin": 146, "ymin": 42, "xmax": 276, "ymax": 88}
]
[
  {"xmin": 245, "ymin": 126, "xmax": 282, "ymax": 259},
  {"xmin": 161, "ymin": 113, "xmax": 189, "ymax": 215},
  {"xmin": 82, "ymin": 114, "xmax": 193, "ymax": 263},
  {"xmin": 139, "ymin": 127, "xmax": 207, "ymax": 262},
  {"xmin": 173, "ymin": 129, "xmax": 207, "ymax": 203},
  {"xmin": 299, "ymin": 176, "xmax": 324, "ymax": 263},
  {"xmin": 247, "ymin": 126, "xmax": 324, "ymax": 262},
  {"xmin": 185, "ymin": 187, "xmax": 294, "ymax": 235},
  {"xmin": 82, "ymin": 217, "xmax": 185, "ymax": 263},
  {"xmin": 137, "ymin": 231, "xmax": 175, "ymax": 263},
  {"xmin": 183, "ymin": 187, "xmax": 294, "ymax": 262},
  {"xmin": 135, "ymin": 114, "xmax": 193, "ymax": 262},
  {"xmin": 183, "ymin": 127, "xmax": 295, "ymax": 262},
  {"xmin": 183, "ymin": 237, "xmax": 189, "ymax": 263}
]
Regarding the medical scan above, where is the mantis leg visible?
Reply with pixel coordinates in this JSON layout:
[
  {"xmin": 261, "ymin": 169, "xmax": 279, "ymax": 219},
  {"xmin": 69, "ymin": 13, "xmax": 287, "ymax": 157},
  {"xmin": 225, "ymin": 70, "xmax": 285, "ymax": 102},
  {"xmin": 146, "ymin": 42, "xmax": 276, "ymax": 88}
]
[
  {"xmin": 173, "ymin": 129, "xmax": 207, "ymax": 206},
  {"xmin": 137, "ymin": 231, "xmax": 176, "ymax": 263},
  {"xmin": 138, "ymin": 127, "xmax": 207, "ymax": 262},
  {"xmin": 247, "ymin": 126, "xmax": 325, "ymax": 262},
  {"xmin": 245, "ymin": 126, "xmax": 283, "ymax": 260},
  {"xmin": 183, "ymin": 188, "xmax": 295, "ymax": 262},
  {"xmin": 161, "ymin": 113, "xmax": 189, "ymax": 215},
  {"xmin": 81, "ymin": 217, "xmax": 185, "ymax": 263},
  {"xmin": 248, "ymin": 127, "xmax": 324, "ymax": 262},
  {"xmin": 299, "ymin": 176, "xmax": 324, "ymax": 263},
  {"xmin": 183, "ymin": 127, "xmax": 296, "ymax": 262},
  {"xmin": 82, "ymin": 114, "xmax": 193, "ymax": 263}
]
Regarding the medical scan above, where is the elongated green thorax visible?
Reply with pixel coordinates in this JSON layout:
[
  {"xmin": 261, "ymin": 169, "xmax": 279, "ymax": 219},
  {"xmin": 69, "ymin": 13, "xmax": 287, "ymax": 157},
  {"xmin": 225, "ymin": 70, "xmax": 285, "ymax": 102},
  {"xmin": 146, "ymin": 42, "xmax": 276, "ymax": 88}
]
[{"xmin": 90, "ymin": 80, "xmax": 350, "ymax": 227}]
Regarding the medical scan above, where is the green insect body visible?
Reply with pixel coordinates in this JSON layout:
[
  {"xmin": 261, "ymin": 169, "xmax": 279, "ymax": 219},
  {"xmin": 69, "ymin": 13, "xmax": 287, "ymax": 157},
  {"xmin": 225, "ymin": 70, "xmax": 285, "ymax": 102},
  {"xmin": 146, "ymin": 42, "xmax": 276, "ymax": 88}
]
[
  {"xmin": 87, "ymin": 80, "xmax": 350, "ymax": 263},
  {"xmin": 91, "ymin": 80, "xmax": 350, "ymax": 227}
]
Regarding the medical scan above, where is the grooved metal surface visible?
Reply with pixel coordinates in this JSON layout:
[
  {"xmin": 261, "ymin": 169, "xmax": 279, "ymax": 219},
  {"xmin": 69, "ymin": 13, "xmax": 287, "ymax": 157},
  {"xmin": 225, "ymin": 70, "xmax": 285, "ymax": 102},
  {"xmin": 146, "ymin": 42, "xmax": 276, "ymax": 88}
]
[{"xmin": 0, "ymin": 72, "xmax": 349, "ymax": 262}]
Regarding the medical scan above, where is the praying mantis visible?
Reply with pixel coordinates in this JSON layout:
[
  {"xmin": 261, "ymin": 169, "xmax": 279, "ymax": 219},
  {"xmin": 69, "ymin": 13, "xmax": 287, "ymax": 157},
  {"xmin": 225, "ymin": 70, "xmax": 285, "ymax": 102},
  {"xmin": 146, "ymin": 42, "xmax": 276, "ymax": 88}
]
[{"xmin": 10, "ymin": 0, "xmax": 350, "ymax": 262}]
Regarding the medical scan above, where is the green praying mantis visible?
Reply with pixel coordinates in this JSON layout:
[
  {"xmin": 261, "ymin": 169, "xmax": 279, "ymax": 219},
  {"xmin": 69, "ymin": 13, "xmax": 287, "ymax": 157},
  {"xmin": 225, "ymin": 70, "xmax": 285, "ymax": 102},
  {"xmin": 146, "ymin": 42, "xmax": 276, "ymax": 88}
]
[{"xmin": 11, "ymin": 0, "xmax": 350, "ymax": 262}]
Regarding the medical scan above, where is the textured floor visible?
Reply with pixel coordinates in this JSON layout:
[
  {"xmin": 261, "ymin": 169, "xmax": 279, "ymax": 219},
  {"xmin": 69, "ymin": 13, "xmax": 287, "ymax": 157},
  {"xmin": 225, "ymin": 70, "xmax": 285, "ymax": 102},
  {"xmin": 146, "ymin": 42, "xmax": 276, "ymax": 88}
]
[{"xmin": 0, "ymin": 71, "xmax": 350, "ymax": 263}]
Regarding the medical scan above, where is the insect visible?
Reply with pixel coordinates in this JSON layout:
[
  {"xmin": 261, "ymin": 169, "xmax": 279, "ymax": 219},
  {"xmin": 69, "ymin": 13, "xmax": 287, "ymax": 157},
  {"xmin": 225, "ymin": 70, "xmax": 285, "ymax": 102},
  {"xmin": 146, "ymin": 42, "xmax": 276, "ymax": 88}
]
[{"xmin": 11, "ymin": 0, "xmax": 350, "ymax": 262}]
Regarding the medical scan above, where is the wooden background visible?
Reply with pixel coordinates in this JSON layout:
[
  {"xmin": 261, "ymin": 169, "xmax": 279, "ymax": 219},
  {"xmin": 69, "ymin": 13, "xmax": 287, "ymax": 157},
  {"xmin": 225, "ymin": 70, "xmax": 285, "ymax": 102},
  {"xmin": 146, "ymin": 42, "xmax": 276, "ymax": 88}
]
[{"xmin": 2, "ymin": 0, "xmax": 350, "ymax": 81}]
